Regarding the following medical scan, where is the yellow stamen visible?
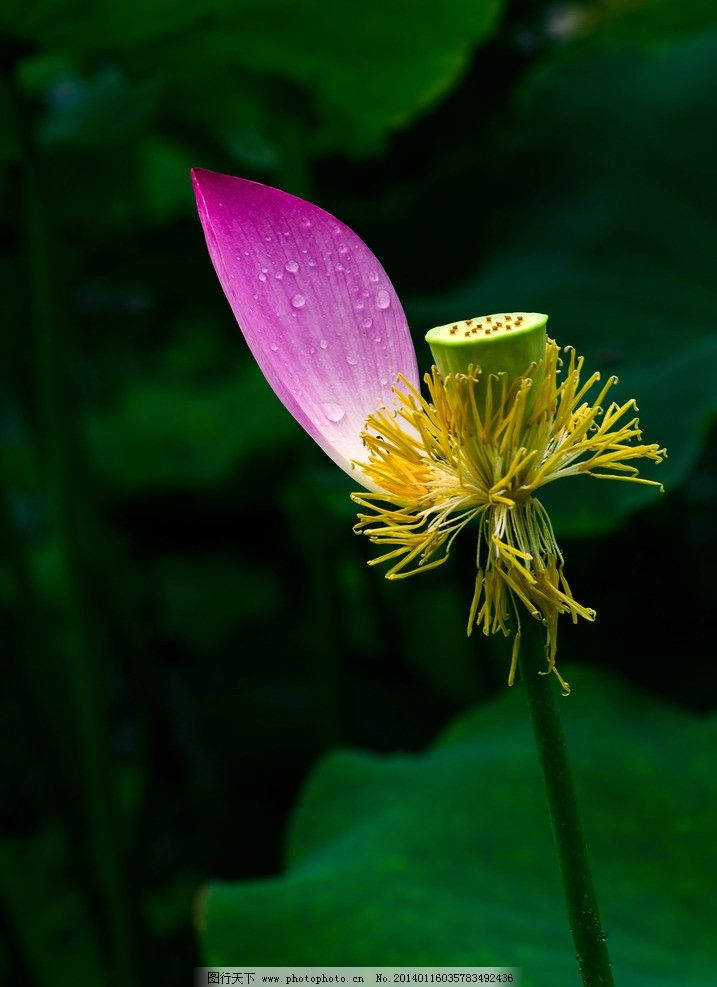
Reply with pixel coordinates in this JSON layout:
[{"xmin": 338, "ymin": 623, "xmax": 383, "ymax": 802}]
[{"xmin": 350, "ymin": 339, "xmax": 665, "ymax": 686}]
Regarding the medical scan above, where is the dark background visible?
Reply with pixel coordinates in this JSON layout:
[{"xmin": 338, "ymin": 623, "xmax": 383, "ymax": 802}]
[{"xmin": 1, "ymin": 0, "xmax": 715, "ymax": 984}]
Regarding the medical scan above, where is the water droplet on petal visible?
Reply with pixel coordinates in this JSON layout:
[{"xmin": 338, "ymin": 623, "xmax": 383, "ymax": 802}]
[
  {"xmin": 362, "ymin": 318, "xmax": 373, "ymax": 329},
  {"xmin": 308, "ymin": 259, "xmax": 316, "ymax": 267},
  {"xmin": 275, "ymin": 271, "xmax": 283, "ymax": 280},
  {"xmin": 261, "ymin": 266, "xmax": 268, "ymax": 274},
  {"xmin": 374, "ymin": 335, "xmax": 382, "ymax": 343},
  {"xmin": 335, "ymin": 263, "xmax": 344, "ymax": 272},
  {"xmin": 376, "ymin": 289, "xmax": 390, "ymax": 309},
  {"xmin": 301, "ymin": 217, "xmax": 312, "ymax": 229},
  {"xmin": 338, "ymin": 245, "xmax": 348, "ymax": 256},
  {"xmin": 380, "ymin": 377, "xmax": 388, "ymax": 386},
  {"xmin": 369, "ymin": 271, "xmax": 379, "ymax": 283},
  {"xmin": 291, "ymin": 293, "xmax": 306, "ymax": 309},
  {"xmin": 258, "ymin": 273, "xmax": 267, "ymax": 282},
  {"xmin": 355, "ymin": 300, "xmax": 365, "ymax": 311},
  {"xmin": 346, "ymin": 355, "xmax": 358, "ymax": 366},
  {"xmin": 270, "ymin": 343, "xmax": 278, "ymax": 352},
  {"xmin": 323, "ymin": 402, "xmax": 345, "ymax": 422},
  {"xmin": 319, "ymin": 338, "xmax": 328, "ymax": 350},
  {"xmin": 285, "ymin": 260, "xmax": 299, "ymax": 273}
]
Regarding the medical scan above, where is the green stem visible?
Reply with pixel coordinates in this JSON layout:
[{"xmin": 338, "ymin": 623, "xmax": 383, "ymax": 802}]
[
  {"xmin": 10, "ymin": 68, "xmax": 136, "ymax": 987},
  {"xmin": 518, "ymin": 624, "xmax": 615, "ymax": 987}
]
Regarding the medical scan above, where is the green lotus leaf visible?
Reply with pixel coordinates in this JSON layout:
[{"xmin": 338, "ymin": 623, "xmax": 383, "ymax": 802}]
[{"xmin": 200, "ymin": 667, "xmax": 716, "ymax": 987}]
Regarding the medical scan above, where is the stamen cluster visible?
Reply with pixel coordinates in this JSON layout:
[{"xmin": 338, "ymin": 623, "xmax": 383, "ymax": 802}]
[{"xmin": 352, "ymin": 340, "xmax": 665, "ymax": 690}]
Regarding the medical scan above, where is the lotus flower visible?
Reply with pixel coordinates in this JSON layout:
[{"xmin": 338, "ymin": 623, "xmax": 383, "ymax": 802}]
[{"xmin": 192, "ymin": 169, "xmax": 664, "ymax": 689}]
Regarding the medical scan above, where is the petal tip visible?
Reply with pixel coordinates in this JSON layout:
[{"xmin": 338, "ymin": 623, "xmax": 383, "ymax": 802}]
[{"xmin": 190, "ymin": 166, "xmax": 212, "ymax": 191}]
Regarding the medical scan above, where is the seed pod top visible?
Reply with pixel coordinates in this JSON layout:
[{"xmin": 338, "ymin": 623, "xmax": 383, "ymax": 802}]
[{"xmin": 426, "ymin": 312, "xmax": 548, "ymax": 381}]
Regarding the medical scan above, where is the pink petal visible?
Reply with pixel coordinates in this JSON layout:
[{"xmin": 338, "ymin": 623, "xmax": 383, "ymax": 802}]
[{"xmin": 192, "ymin": 169, "xmax": 418, "ymax": 485}]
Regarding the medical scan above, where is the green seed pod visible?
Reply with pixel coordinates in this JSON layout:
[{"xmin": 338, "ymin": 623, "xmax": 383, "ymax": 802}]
[{"xmin": 425, "ymin": 312, "xmax": 548, "ymax": 383}]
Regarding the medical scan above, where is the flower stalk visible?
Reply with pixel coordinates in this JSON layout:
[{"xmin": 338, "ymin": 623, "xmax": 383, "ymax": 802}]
[
  {"xmin": 518, "ymin": 620, "xmax": 615, "ymax": 987},
  {"xmin": 11, "ymin": 65, "xmax": 135, "ymax": 987}
]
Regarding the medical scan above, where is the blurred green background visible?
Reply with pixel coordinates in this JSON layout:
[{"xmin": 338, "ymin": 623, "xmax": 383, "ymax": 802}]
[{"xmin": 1, "ymin": 0, "xmax": 716, "ymax": 985}]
